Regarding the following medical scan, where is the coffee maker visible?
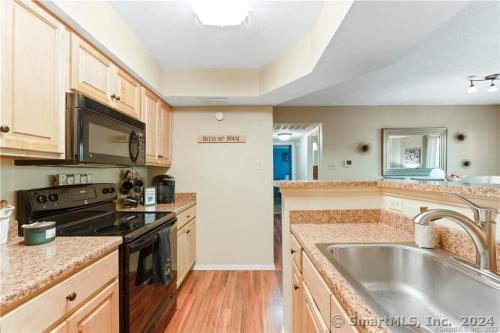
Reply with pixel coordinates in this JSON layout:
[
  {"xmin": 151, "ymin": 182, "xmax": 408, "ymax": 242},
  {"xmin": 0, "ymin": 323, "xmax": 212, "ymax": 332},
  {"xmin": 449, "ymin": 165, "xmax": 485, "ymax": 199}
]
[{"xmin": 151, "ymin": 175, "xmax": 175, "ymax": 203}]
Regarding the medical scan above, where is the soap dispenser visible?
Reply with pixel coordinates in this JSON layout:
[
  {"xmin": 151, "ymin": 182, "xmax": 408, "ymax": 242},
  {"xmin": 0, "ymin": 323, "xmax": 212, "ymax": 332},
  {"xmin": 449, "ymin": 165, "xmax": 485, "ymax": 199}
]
[{"xmin": 415, "ymin": 206, "xmax": 436, "ymax": 248}]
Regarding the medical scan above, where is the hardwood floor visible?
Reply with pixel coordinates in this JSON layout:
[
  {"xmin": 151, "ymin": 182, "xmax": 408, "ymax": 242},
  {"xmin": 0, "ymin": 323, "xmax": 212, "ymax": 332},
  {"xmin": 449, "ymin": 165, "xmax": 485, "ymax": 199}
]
[{"xmin": 164, "ymin": 214, "xmax": 283, "ymax": 333}]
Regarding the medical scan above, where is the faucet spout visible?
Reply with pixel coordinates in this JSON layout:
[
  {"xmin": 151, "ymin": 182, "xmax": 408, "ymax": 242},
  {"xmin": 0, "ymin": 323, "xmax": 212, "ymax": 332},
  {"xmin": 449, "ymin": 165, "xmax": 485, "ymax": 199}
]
[{"xmin": 413, "ymin": 208, "xmax": 495, "ymax": 272}]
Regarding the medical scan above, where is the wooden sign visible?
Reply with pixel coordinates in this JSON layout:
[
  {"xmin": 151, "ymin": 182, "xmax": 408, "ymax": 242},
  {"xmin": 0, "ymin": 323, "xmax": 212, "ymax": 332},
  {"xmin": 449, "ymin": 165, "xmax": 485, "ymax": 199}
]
[{"xmin": 197, "ymin": 135, "xmax": 246, "ymax": 143}]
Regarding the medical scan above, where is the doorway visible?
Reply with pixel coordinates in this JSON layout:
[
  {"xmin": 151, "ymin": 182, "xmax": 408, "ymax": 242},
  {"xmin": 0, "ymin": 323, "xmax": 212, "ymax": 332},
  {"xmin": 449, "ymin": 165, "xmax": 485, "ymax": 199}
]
[{"xmin": 273, "ymin": 145, "xmax": 292, "ymax": 181}]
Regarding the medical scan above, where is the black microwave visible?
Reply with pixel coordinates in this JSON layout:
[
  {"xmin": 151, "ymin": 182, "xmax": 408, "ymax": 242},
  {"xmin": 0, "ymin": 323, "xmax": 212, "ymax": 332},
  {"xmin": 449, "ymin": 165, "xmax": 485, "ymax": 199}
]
[{"xmin": 16, "ymin": 93, "xmax": 145, "ymax": 167}]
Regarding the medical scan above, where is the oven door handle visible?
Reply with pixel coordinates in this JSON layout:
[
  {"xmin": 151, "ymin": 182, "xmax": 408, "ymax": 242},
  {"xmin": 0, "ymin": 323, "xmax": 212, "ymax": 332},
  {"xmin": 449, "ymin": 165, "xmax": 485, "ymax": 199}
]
[
  {"xmin": 129, "ymin": 234, "xmax": 159, "ymax": 252},
  {"xmin": 129, "ymin": 130, "xmax": 140, "ymax": 163}
]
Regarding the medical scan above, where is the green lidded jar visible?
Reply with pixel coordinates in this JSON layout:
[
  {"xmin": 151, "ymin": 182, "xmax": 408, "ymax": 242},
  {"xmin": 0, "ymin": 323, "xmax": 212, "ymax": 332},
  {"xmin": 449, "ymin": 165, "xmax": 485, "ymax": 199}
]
[{"xmin": 22, "ymin": 221, "xmax": 56, "ymax": 246}]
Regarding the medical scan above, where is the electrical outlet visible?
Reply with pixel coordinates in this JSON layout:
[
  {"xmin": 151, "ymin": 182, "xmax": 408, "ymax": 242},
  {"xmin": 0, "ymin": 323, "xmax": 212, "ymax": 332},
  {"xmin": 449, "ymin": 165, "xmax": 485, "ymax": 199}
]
[{"xmin": 387, "ymin": 197, "xmax": 403, "ymax": 211}]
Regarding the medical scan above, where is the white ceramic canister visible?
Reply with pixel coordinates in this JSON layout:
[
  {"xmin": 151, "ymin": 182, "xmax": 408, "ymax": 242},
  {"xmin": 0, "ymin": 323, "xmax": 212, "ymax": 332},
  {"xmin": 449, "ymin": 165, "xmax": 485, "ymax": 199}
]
[{"xmin": 0, "ymin": 205, "xmax": 15, "ymax": 244}]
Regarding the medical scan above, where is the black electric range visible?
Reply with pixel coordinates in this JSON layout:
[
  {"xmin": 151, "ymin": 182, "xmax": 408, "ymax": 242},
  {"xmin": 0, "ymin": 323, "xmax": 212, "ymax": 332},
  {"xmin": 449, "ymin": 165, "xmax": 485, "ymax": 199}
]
[{"xmin": 17, "ymin": 183, "xmax": 178, "ymax": 333}]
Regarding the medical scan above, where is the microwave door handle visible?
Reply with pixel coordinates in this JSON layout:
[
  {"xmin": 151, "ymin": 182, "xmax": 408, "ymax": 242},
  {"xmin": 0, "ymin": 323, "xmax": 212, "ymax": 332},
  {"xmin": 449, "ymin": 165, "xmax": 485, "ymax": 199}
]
[{"xmin": 129, "ymin": 130, "xmax": 140, "ymax": 163}]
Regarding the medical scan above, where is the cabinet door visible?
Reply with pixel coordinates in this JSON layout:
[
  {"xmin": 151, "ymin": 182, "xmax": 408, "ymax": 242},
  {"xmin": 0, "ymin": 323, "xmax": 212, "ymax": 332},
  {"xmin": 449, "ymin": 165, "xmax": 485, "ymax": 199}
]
[
  {"xmin": 114, "ymin": 68, "xmax": 141, "ymax": 119},
  {"xmin": 157, "ymin": 101, "xmax": 172, "ymax": 166},
  {"xmin": 292, "ymin": 261, "xmax": 302, "ymax": 332},
  {"xmin": 186, "ymin": 220, "xmax": 196, "ymax": 270},
  {"xmin": 0, "ymin": 0, "xmax": 67, "ymax": 157},
  {"xmin": 302, "ymin": 299, "xmax": 320, "ymax": 333},
  {"xmin": 141, "ymin": 88, "xmax": 160, "ymax": 165},
  {"xmin": 70, "ymin": 34, "xmax": 113, "ymax": 106},
  {"xmin": 177, "ymin": 227, "xmax": 188, "ymax": 288},
  {"xmin": 66, "ymin": 280, "xmax": 119, "ymax": 333},
  {"xmin": 49, "ymin": 321, "xmax": 67, "ymax": 333}
]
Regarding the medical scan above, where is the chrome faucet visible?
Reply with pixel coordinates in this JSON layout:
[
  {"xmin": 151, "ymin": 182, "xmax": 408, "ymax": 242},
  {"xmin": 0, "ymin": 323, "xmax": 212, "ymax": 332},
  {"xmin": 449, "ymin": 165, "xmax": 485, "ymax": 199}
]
[{"xmin": 413, "ymin": 194, "xmax": 498, "ymax": 273}]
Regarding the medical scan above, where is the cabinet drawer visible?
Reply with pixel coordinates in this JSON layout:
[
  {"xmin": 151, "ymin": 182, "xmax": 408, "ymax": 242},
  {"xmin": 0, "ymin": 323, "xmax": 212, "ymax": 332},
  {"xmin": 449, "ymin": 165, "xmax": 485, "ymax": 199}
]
[
  {"xmin": 302, "ymin": 281, "xmax": 329, "ymax": 333},
  {"xmin": 1, "ymin": 251, "xmax": 118, "ymax": 332},
  {"xmin": 177, "ymin": 205, "xmax": 196, "ymax": 230},
  {"xmin": 303, "ymin": 252, "xmax": 332, "ymax": 331},
  {"xmin": 291, "ymin": 233, "xmax": 302, "ymax": 272}
]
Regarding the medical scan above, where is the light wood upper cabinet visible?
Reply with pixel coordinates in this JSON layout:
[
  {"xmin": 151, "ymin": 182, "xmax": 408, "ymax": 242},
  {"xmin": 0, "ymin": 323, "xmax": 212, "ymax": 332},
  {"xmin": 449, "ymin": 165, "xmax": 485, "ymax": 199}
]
[
  {"xmin": 158, "ymin": 101, "xmax": 172, "ymax": 165},
  {"xmin": 70, "ymin": 33, "xmax": 141, "ymax": 119},
  {"xmin": 114, "ymin": 67, "xmax": 141, "ymax": 119},
  {"xmin": 70, "ymin": 34, "xmax": 113, "ymax": 106},
  {"xmin": 0, "ymin": 0, "xmax": 67, "ymax": 158},
  {"xmin": 141, "ymin": 88, "xmax": 172, "ymax": 166},
  {"xmin": 142, "ymin": 88, "xmax": 160, "ymax": 164}
]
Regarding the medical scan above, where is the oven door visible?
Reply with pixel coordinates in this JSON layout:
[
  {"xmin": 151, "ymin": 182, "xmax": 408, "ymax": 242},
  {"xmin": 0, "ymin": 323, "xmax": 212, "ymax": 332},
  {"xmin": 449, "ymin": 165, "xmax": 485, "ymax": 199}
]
[
  {"xmin": 80, "ymin": 109, "xmax": 145, "ymax": 166},
  {"xmin": 123, "ymin": 221, "xmax": 177, "ymax": 333}
]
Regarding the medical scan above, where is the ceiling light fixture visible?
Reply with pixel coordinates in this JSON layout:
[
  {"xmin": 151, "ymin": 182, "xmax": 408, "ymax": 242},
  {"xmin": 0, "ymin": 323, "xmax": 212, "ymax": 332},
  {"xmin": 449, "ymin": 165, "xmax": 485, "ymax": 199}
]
[
  {"xmin": 467, "ymin": 81, "xmax": 477, "ymax": 94},
  {"xmin": 191, "ymin": 0, "xmax": 250, "ymax": 27},
  {"xmin": 487, "ymin": 80, "xmax": 498, "ymax": 93},
  {"xmin": 467, "ymin": 74, "xmax": 499, "ymax": 94},
  {"xmin": 277, "ymin": 133, "xmax": 293, "ymax": 141}
]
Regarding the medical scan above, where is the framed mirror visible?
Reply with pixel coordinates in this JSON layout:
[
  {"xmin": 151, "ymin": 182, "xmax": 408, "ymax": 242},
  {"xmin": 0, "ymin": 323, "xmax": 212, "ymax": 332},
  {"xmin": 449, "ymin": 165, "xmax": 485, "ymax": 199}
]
[{"xmin": 382, "ymin": 127, "xmax": 447, "ymax": 177}]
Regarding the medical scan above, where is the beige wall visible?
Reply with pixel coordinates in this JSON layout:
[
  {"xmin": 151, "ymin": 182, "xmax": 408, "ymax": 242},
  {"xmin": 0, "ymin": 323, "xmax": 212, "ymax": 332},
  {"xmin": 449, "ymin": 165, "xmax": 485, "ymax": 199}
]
[
  {"xmin": 0, "ymin": 157, "xmax": 147, "ymax": 208},
  {"xmin": 274, "ymin": 105, "xmax": 500, "ymax": 179},
  {"xmin": 167, "ymin": 106, "xmax": 274, "ymax": 269}
]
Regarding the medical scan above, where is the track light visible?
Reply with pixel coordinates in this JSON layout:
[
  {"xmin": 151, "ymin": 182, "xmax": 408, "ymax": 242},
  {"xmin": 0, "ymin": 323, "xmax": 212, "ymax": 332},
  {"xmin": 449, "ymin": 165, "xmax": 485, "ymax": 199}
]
[
  {"xmin": 487, "ymin": 80, "xmax": 498, "ymax": 93},
  {"xmin": 467, "ymin": 73, "xmax": 499, "ymax": 93},
  {"xmin": 468, "ymin": 81, "xmax": 477, "ymax": 94}
]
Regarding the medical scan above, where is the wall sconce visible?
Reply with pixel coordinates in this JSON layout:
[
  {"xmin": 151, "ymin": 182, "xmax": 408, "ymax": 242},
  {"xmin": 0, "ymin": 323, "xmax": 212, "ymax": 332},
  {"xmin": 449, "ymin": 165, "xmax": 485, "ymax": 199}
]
[
  {"xmin": 455, "ymin": 133, "xmax": 466, "ymax": 141},
  {"xmin": 358, "ymin": 143, "xmax": 371, "ymax": 153}
]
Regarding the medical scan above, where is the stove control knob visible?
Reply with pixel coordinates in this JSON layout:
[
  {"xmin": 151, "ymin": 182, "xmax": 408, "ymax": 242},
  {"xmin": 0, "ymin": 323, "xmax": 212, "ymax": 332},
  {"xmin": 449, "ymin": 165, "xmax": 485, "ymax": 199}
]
[
  {"xmin": 102, "ymin": 188, "xmax": 109, "ymax": 194},
  {"xmin": 36, "ymin": 194, "xmax": 48, "ymax": 204},
  {"xmin": 49, "ymin": 193, "xmax": 59, "ymax": 202},
  {"xmin": 109, "ymin": 187, "xmax": 115, "ymax": 193}
]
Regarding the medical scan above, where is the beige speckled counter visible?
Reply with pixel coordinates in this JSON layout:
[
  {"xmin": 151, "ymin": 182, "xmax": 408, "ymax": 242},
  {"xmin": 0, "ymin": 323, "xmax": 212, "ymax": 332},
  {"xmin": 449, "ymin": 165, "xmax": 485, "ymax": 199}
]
[
  {"xmin": 276, "ymin": 180, "xmax": 500, "ymax": 199},
  {"xmin": 116, "ymin": 192, "xmax": 196, "ymax": 214},
  {"xmin": 291, "ymin": 223, "xmax": 414, "ymax": 333},
  {"xmin": 0, "ymin": 236, "xmax": 122, "ymax": 313}
]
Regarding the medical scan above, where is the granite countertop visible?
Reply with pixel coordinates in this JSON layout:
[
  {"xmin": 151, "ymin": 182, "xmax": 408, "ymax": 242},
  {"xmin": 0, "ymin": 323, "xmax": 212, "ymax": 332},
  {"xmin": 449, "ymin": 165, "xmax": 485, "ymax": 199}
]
[
  {"xmin": 276, "ymin": 180, "xmax": 500, "ymax": 199},
  {"xmin": 116, "ymin": 192, "xmax": 196, "ymax": 215},
  {"xmin": 291, "ymin": 223, "xmax": 413, "ymax": 333},
  {"xmin": 0, "ymin": 236, "xmax": 122, "ymax": 313}
]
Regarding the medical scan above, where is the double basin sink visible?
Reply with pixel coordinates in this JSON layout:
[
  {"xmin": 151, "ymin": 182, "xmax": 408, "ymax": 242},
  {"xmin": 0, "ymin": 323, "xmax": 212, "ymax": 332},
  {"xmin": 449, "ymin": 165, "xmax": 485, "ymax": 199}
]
[{"xmin": 317, "ymin": 243, "xmax": 500, "ymax": 333}]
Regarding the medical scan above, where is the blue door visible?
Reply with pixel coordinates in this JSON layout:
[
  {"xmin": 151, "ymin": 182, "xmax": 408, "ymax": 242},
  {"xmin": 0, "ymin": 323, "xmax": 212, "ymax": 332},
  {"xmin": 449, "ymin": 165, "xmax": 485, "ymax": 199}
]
[{"xmin": 273, "ymin": 145, "xmax": 292, "ymax": 180}]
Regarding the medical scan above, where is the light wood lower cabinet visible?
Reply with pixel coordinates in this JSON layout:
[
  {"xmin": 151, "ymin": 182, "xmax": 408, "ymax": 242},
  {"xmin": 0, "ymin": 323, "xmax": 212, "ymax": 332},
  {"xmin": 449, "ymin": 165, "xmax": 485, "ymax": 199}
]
[
  {"xmin": 0, "ymin": 251, "xmax": 119, "ymax": 332},
  {"xmin": 0, "ymin": 0, "xmax": 67, "ymax": 158},
  {"xmin": 65, "ymin": 280, "xmax": 119, "ymax": 333},
  {"xmin": 177, "ymin": 207, "xmax": 197, "ymax": 288},
  {"xmin": 291, "ymin": 232, "xmax": 358, "ymax": 333}
]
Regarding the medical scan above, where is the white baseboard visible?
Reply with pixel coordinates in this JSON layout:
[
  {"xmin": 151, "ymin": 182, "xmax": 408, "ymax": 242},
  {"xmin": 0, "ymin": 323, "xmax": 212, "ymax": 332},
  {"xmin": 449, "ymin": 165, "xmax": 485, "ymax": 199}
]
[{"xmin": 193, "ymin": 264, "xmax": 276, "ymax": 271}]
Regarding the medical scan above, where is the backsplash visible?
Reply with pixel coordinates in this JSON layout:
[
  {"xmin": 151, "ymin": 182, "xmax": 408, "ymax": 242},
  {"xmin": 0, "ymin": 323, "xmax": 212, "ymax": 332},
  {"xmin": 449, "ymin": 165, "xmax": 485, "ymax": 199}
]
[{"xmin": 0, "ymin": 157, "xmax": 148, "ymax": 207}]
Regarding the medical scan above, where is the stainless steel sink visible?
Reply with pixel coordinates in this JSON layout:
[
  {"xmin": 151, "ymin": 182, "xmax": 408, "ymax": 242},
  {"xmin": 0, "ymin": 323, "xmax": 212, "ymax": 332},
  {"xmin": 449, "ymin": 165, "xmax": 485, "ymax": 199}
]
[{"xmin": 317, "ymin": 243, "xmax": 500, "ymax": 333}]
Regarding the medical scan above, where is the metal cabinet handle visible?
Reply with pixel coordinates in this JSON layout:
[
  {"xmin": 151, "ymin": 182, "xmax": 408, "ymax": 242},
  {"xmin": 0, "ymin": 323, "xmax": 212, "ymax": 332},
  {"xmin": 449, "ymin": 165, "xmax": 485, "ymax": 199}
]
[
  {"xmin": 0, "ymin": 125, "xmax": 10, "ymax": 133},
  {"xmin": 186, "ymin": 215, "xmax": 191, "ymax": 219},
  {"xmin": 158, "ymin": 155, "xmax": 164, "ymax": 159},
  {"xmin": 116, "ymin": 96, "xmax": 121, "ymax": 101},
  {"xmin": 111, "ymin": 94, "xmax": 117, "ymax": 100},
  {"xmin": 186, "ymin": 229, "xmax": 191, "ymax": 234},
  {"xmin": 294, "ymin": 285, "xmax": 299, "ymax": 290},
  {"xmin": 290, "ymin": 249, "xmax": 296, "ymax": 254},
  {"xmin": 66, "ymin": 292, "xmax": 77, "ymax": 301}
]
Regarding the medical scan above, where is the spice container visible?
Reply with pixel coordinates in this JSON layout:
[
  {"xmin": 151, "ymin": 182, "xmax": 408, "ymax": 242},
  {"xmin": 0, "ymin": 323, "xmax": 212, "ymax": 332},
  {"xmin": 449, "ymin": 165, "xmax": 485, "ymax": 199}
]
[{"xmin": 21, "ymin": 221, "xmax": 56, "ymax": 246}]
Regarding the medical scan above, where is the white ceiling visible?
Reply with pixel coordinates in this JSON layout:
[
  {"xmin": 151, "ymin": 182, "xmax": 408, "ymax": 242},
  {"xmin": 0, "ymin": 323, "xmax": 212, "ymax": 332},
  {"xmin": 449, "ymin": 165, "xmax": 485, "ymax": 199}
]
[
  {"xmin": 282, "ymin": 1, "xmax": 500, "ymax": 106},
  {"xmin": 109, "ymin": 1, "xmax": 323, "ymax": 69}
]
